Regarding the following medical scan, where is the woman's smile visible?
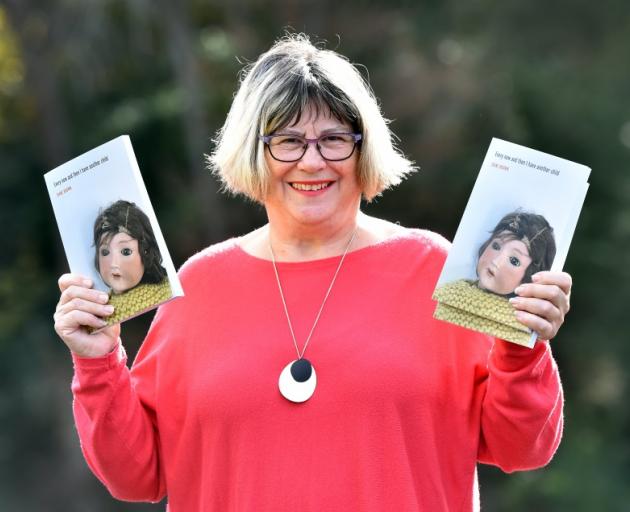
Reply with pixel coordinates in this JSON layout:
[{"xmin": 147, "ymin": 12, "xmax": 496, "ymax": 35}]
[{"xmin": 288, "ymin": 180, "xmax": 335, "ymax": 193}]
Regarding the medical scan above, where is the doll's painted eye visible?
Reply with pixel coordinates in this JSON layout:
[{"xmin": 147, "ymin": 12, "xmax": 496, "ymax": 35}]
[
  {"xmin": 121, "ymin": 248, "xmax": 133, "ymax": 256},
  {"xmin": 509, "ymin": 256, "xmax": 521, "ymax": 267},
  {"xmin": 100, "ymin": 248, "xmax": 110, "ymax": 257},
  {"xmin": 491, "ymin": 241, "xmax": 501, "ymax": 250}
]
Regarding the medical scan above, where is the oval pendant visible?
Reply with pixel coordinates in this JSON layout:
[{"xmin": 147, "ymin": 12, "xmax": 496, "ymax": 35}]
[{"xmin": 278, "ymin": 358, "xmax": 317, "ymax": 403}]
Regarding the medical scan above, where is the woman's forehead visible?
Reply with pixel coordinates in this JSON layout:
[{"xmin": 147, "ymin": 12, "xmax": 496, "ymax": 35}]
[{"xmin": 285, "ymin": 103, "xmax": 350, "ymax": 130}]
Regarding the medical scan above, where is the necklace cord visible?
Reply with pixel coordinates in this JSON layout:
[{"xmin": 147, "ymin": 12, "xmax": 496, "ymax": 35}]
[{"xmin": 269, "ymin": 228, "xmax": 358, "ymax": 359}]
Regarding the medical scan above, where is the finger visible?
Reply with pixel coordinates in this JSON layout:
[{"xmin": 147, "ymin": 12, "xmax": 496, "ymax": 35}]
[
  {"xmin": 514, "ymin": 283, "xmax": 570, "ymax": 315},
  {"xmin": 513, "ymin": 309, "xmax": 556, "ymax": 341},
  {"xmin": 56, "ymin": 297, "xmax": 115, "ymax": 318},
  {"xmin": 56, "ymin": 309, "xmax": 109, "ymax": 334},
  {"xmin": 59, "ymin": 285, "xmax": 110, "ymax": 307},
  {"xmin": 58, "ymin": 273, "xmax": 93, "ymax": 293},
  {"xmin": 531, "ymin": 271, "xmax": 572, "ymax": 295},
  {"xmin": 509, "ymin": 296, "xmax": 563, "ymax": 324},
  {"xmin": 102, "ymin": 323, "xmax": 121, "ymax": 339}
]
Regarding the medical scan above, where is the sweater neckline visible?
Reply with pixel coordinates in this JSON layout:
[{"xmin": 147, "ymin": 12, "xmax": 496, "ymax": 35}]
[{"xmin": 232, "ymin": 229, "xmax": 417, "ymax": 270}]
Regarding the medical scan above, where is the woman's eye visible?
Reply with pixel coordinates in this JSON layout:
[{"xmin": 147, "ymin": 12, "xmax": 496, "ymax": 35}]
[
  {"xmin": 100, "ymin": 248, "xmax": 110, "ymax": 257},
  {"xmin": 121, "ymin": 248, "xmax": 133, "ymax": 256},
  {"xmin": 491, "ymin": 241, "xmax": 501, "ymax": 250},
  {"xmin": 274, "ymin": 136, "xmax": 303, "ymax": 147},
  {"xmin": 509, "ymin": 256, "xmax": 521, "ymax": 267}
]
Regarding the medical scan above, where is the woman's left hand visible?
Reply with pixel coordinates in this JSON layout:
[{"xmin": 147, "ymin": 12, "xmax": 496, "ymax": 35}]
[{"xmin": 509, "ymin": 271, "xmax": 572, "ymax": 341}]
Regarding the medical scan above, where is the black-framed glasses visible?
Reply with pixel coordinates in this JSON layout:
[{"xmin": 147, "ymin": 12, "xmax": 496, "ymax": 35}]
[{"xmin": 259, "ymin": 132, "xmax": 362, "ymax": 162}]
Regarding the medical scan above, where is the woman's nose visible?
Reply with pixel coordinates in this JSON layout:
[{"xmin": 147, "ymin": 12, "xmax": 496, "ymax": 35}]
[{"xmin": 297, "ymin": 143, "xmax": 326, "ymax": 171}]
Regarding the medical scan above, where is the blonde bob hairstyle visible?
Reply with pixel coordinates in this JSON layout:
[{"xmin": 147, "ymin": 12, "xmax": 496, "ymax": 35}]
[{"xmin": 208, "ymin": 34, "xmax": 416, "ymax": 202}]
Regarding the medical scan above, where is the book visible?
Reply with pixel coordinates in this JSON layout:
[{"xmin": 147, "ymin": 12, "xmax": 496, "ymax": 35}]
[
  {"xmin": 44, "ymin": 135, "xmax": 183, "ymax": 328},
  {"xmin": 432, "ymin": 138, "xmax": 590, "ymax": 348}
]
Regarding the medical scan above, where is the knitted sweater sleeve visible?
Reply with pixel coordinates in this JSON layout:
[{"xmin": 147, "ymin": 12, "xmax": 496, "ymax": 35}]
[
  {"xmin": 477, "ymin": 338, "xmax": 564, "ymax": 472},
  {"xmin": 71, "ymin": 338, "xmax": 166, "ymax": 502}
]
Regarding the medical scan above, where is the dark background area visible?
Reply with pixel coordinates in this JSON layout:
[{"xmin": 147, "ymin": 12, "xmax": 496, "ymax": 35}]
[{"xmin": 1, "ymin": 1, "xmax": 629, "ymax": 510}]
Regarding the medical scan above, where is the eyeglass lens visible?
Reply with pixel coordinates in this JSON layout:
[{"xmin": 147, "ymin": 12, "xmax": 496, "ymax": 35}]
[{"xmin": 267, "ymin": 134, "xmax": 358, "ymax": 162}]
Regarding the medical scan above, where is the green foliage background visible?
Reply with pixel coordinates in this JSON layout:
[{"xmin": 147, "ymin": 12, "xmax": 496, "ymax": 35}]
[{"xmin": 0, "ymin": 1, "xmax": 628, "ymax": 510}]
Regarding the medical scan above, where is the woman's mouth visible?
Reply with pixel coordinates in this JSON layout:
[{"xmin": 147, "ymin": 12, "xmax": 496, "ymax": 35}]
[{"xmin": 289, "ymin": 181, "xmax": 333, "ymax": 191}]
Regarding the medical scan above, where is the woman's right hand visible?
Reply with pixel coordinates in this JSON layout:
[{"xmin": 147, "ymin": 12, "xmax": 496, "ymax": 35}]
[{"xmin": 54, "ymin": 274, "xmax": 121, "ymax": 358}]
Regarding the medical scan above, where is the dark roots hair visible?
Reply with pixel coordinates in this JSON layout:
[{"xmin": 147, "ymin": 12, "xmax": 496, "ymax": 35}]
[
  {"xmin": 478, "ymin": 210, "xmax": 556, "ymax": 285},
  {"xmin": 93, "ymin": 200, "xmax": 167, "ymax": 285}
]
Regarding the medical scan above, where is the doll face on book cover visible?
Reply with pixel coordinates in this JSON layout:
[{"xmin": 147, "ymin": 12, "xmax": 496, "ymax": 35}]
[
  {"xmin": 98, "ymin": 232, "xmax": 145, "ymax": 294},
  {"xmin": 93, "ymin": 199, "xmax": 168, "ymax": 295},
  {"xmin": 475, "ymin": 211, "xmax": 556, "ymax": 296},
  {"xmin": 476, "ymin": 234, "xmax": 531, "ymax": 295}
]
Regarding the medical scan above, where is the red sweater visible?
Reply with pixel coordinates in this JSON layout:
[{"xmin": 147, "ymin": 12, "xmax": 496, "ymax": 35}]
[{"xmin": 71, "ymin": 229, "xmax": 563, "ymax": 511}]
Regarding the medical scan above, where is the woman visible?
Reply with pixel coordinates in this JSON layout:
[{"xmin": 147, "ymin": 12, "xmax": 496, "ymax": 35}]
[{"xmin": 54, "ymin": 34, "xmax": 571, "ymax": 511}]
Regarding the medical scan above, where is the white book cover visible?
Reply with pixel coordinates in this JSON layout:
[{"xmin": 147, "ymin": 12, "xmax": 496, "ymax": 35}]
[
  {"xmin": 44, "ymin": 135, "xmax": 183, "ymax": 328},
  {"xmin": 432, "ymin": 138, "xmax": 590, "ymax": 348}
]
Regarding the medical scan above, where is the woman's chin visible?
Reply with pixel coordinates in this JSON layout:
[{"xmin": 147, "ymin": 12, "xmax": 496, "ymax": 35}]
[{"xmin": 287, "ymin": 205, "xmax": 340, "ymax": 226}]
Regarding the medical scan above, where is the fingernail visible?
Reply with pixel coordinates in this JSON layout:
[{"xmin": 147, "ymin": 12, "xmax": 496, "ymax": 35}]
[
  {"xmin": 509, "ymin": 297, "xmax": 520, "ymax": 305},
  {"xmin": 99, "ymin": 294, "xmax": 109, "ymax": 302},
  {"xmin": 104, "ymin": 305, "xmax": 114, "ymax": 314},
  {"xmin": 100, "ymin": 319, "xmax": 108, "ymax": 326},
  {"xmin": 83, "ymin": 278, "xmax": 93, "ymax": 287},
  {"xmin": 514, "ymin": 286, "xmax": 524, "ymax": 295},
  {"xmin": 532, "ymin": 274, "xmax": 541, "ymax": 282}
]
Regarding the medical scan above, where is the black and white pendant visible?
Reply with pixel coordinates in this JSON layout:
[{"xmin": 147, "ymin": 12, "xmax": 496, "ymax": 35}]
[{"xmin": 278, "ymin": 358, "xmax": 317, "ymax": 403}]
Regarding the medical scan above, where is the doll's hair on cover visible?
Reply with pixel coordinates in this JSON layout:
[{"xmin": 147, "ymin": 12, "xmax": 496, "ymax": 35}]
[
  {"xmin": 93, "ymin": 200, "xmax": 167, "ymax": 284},
  {"xmin": 478, "ymin": 210, "xmax": 556, "ymax": 285}
]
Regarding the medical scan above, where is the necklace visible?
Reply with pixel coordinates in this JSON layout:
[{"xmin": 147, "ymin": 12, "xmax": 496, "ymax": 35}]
[{"xmin": 270, "ymin": 228, "xmax": 358, "ymax": 403}]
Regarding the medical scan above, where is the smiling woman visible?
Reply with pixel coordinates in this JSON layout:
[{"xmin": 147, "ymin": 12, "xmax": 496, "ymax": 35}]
[
  {"xmin": 208, "ymin": 34, "xmax": 414, "ymax": 205},
  {"xmin": 259, "ymin": 109, "xmax": 364, "ymax": 241},
  {"xmin": 53, "ymin": 33, "xmax": 573, "ymax": 512}
]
